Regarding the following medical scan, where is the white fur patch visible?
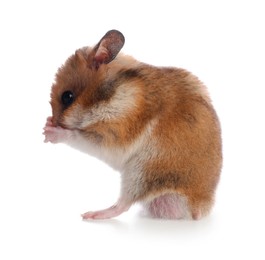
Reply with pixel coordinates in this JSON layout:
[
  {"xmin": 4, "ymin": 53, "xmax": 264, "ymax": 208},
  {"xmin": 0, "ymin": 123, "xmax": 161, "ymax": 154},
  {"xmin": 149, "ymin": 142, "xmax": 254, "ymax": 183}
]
[
  {"xmin": 87, "ymin": 117, "xmax": 157, "ymax": 171},
  {"xmin": 62, "ymin": 117, "xmax": 158, "ymax": 202},
  {"xmin": 64, "ymin": 83, "xmax": 139, "ymax": 129}
]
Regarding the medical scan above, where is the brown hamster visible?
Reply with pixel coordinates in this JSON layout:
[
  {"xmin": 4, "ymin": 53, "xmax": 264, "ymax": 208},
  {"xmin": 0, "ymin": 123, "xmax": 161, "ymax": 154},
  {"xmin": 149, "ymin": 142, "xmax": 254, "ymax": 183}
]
[{"xmin": 43, "ymin": 30, "xmax": 222, "ymax": 220}]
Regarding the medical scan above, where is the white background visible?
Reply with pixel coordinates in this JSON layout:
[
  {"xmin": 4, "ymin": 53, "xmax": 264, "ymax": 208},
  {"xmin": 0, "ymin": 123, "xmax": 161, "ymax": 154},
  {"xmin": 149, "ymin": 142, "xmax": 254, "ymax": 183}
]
[{"xmin": 1, "ymin": 0, "xmax": 264, "ymax": 259}]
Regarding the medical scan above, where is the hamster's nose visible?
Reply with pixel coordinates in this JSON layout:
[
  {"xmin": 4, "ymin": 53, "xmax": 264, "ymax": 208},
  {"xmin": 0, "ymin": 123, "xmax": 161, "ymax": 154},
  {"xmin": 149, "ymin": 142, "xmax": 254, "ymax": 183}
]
[{"xmin": 50, "ymin": 116, "xmax": 59, "ymax": 127}]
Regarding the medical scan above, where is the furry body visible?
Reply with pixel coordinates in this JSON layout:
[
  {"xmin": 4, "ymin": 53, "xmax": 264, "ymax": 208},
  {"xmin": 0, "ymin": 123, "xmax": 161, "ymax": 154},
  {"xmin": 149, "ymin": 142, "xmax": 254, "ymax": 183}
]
[{"xmin": 44, "ymin": 30, "xmax": 222, "ymax": 220}]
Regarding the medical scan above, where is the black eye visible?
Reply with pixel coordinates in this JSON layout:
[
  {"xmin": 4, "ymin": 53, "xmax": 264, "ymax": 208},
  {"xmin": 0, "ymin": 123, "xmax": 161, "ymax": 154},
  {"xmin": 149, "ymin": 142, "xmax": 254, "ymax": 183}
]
[{"xmin": 61, "ymin": 91, "xmax": 74, "ymax": 107}]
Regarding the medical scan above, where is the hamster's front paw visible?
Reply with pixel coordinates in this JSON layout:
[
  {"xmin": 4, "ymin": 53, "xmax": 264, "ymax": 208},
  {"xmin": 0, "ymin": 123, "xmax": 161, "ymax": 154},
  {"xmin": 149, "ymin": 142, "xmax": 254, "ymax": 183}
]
[{"xmin": 43, "ymin": 117, "xmax": 71, "ymax": 143}]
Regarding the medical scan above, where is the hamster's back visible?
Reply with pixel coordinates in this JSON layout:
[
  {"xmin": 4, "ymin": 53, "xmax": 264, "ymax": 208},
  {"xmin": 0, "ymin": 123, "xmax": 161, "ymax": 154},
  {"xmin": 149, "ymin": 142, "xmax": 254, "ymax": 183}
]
[{"xmin": 112, "ymin": 59, "xmax": 222, "ymax": 219}]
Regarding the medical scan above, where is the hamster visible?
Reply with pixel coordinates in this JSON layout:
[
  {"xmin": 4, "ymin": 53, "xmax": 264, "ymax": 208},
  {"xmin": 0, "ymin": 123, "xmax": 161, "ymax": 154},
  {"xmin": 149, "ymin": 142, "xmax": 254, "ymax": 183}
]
[{"xmin": 43, "ymin": 30, "xmax": 222, "ymax": 220}]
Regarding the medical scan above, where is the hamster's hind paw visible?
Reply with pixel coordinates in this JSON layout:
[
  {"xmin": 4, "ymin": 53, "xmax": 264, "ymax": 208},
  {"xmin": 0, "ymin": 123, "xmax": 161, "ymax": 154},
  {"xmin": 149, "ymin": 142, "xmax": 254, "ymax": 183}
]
[{"xmin": 82, "ymin": 202, "xmax": 131, "ymax": 220}]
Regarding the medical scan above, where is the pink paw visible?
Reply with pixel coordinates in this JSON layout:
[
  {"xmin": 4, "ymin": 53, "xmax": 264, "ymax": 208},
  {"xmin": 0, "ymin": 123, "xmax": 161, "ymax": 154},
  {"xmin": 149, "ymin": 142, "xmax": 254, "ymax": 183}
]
[
  {"xmin": 43, "ymin": 117, "xmax": 71, "ymax": 143},
  {"xmin": 82, "ymin": 203, "xmax": 131, "ymax": 220}
]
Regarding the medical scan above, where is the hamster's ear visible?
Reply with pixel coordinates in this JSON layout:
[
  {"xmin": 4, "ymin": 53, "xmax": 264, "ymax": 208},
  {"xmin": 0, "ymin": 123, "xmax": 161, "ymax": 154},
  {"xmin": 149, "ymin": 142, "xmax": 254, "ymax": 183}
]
[{"xmin": 93, "ymin": 30, "xmax": 125, "ymax": 69}]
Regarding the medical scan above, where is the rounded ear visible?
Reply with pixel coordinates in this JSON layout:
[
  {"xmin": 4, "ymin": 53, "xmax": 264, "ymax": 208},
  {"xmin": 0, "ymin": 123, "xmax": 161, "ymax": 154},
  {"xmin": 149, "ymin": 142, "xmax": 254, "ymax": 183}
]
[{"xmin": 93, "ymin": 30, "xmax": 125, "ymax": 69}]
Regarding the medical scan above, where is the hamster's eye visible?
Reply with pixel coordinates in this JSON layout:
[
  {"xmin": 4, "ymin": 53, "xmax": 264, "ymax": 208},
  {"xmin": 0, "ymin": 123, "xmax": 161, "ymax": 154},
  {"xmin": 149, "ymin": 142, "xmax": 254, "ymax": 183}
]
[{"xmin": 61, "ymin": 91, "xmax": 74, "ymax": 107}]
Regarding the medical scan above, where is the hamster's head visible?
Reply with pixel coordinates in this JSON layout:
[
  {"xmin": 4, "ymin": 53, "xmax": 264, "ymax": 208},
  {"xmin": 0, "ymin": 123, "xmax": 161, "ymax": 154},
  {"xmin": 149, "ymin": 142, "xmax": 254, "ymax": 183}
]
[{"xmin": 49, "ymin": 30, "xmax": 125, "ymax": 129}]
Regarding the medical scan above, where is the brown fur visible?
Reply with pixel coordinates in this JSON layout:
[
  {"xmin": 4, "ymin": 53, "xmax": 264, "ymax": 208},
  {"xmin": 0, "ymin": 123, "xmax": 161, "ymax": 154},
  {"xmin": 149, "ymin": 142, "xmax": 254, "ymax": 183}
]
[{"xmin": 45, "ymin": 30, "xmax": 222, "ymax": 220}]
